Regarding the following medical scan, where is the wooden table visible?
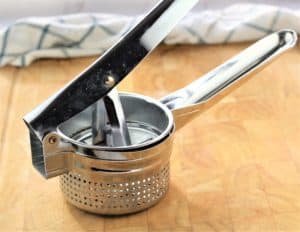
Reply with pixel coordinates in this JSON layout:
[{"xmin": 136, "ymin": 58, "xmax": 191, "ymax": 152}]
[{"xmin": 1, "ymin": 43, "xmax": 300, "ymax": 231}]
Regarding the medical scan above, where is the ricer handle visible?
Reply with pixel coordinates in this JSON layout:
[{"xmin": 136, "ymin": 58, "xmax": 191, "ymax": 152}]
[{"xmin": 160, "ymin": 29, "xmax": 298, "ymax": 129}]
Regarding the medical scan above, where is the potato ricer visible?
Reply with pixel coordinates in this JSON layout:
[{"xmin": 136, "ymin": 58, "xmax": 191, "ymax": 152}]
[{"xmin": 24, "ymin": 0, "xmax": 297, "ymax": 215}]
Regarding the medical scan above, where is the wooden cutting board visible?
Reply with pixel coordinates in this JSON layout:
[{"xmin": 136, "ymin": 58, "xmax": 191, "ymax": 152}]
[{"xmin": 1, "ymin": 43, "xmax": 300, "ymax": 231}]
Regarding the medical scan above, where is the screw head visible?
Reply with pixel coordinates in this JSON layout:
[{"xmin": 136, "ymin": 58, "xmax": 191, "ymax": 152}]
[
  {"xmin": 105, "ymin": 75, "xmax": 116, "ymax": 87},
  {"xmin": 48, "ymin": 136, "xmax": 57, "ymax": 144}
]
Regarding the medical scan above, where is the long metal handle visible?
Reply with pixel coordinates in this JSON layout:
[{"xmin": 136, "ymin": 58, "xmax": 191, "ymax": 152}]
[
  {"xmin": 161, "ymin": 29, "xmax": 298, "ymax": 129},
  {"xmin": 23, "ymin": 0, "xmax": 199, "ymax": 179},
  {"xmin": 24, "ymin": 0, "xmax": 199, "ymax": 141}
]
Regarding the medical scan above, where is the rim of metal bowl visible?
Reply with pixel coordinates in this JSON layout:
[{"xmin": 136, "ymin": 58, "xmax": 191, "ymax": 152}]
[{"xmin": 56, "ymin": 92, "xmax": 174, "ymax": 152}]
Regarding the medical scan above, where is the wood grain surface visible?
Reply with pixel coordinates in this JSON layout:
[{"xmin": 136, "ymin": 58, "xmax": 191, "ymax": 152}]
[{"xmin": 0, "ymin": 43, "xmax": 300, "ymax": 231}]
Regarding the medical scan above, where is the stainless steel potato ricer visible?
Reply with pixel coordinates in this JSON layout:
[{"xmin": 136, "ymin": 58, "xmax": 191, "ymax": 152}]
[{"xmin": 24, "ymin": 0, "xmax": 298, "ymax": 215}]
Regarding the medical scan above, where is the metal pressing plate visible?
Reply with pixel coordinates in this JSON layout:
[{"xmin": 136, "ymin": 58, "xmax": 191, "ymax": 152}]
[{"xmin": 73, "ymin": 121, "xmax": 161, "ymax": 146}]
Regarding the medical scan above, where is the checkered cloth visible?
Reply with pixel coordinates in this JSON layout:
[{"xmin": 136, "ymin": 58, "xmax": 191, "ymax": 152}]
[{"xmin": 0, "ymin": 4, "xmax": 299, "ymax": 67}]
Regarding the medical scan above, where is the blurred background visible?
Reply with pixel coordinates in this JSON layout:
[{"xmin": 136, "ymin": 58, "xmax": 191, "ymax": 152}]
[
  {"xmin": 1, "ymin": 0, "xmax": 299, "ymax": 24},
  {"xmin": 0, "ymin": 0, "xmax": 299, "ymax": 66}
]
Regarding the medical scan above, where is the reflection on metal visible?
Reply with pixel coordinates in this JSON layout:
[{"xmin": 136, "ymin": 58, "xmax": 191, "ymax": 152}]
[{"xmin": 23, "ymin": 0, "xmax": 297, "ymax": 216}]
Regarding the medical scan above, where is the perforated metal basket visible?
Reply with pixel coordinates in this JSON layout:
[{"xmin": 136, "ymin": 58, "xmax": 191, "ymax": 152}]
[{"xmin": 59, "ymin": 163, "xmax": 170, "ymax": 214}]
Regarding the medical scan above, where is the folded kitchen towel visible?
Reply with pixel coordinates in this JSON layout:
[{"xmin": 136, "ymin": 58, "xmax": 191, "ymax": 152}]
[{"xmin": 0, "ymin": 4, "xmax": 299, "ymax": 67}]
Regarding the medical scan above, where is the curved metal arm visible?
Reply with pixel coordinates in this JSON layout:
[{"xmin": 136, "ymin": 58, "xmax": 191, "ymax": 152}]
[
  {"xmin": 24, "ymin": 0, "xmax": 199, "ymax": 179},
  {"xmin": 24, "ymin": 0, "xmax": 199, "ymax": 141},
  {"xmin": 161, "ymin": 29, "xmax": 298, "ymax": 129}
]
